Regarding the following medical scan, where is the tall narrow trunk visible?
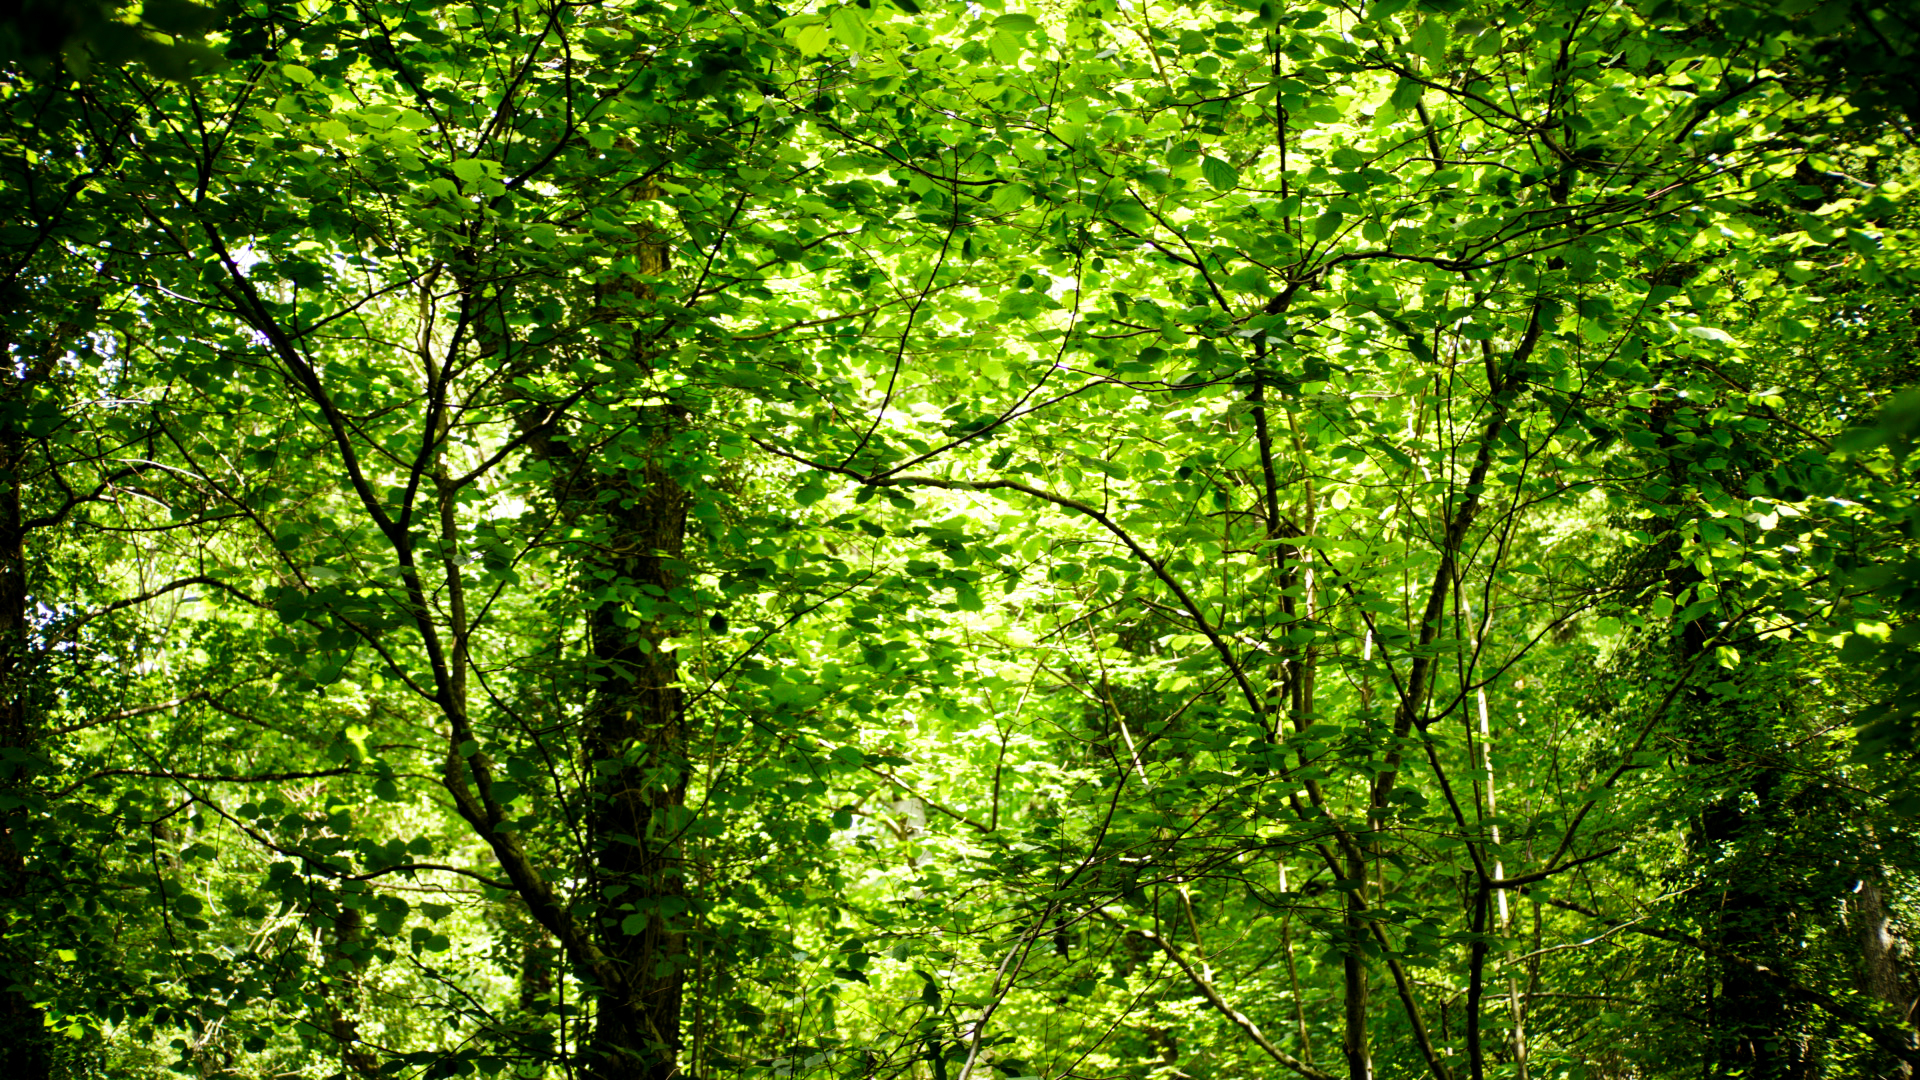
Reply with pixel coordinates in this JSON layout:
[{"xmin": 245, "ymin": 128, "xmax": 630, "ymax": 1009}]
[
  {"xmin": 1697, "ymin": 785, "xmax": 1808, "ymax": 1078},
  {"xmin": 1342, "ymin": 871, "xmax": 1372, "ymax": 1080},
  {"xmin": 1463, "ymin": 599, "xmax": 1525, "ymax": 1078},
  {"xmin": 583, "ymin": 464, "xmax": 691, "ymax": 1080},
  {"xmin": 1466, "ymin": 883, "xmax": 1490, "ymax": 1080},
  {"xmin": 324, "ymin": 907, "xmax": 379, "ymax": 1078},
  {"xmin": 1281, "ymin": 899, "xmax": 1313, "ymax": 1068},
  {"xmin": 576, "ymin": 181, "xmax": 693, "ymax": 1080},
  {"xmin": 482, "ymin": 169, "xmax": 694, "ymax": 1078},
  {"xmin": 1642, "ymin": 393, "xmax": 1811, "ymax": 1079},
  {"xmin": 0, "ymin": 323, "xmax": 50, "ymax": 1080},
  {"xmin": 1675, "ymin": 583, "xmax": 1809, "ymax": 1078}
]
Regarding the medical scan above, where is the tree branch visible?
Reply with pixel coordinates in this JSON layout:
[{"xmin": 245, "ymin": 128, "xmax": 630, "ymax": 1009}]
[{"xmin": 1121, "ymin": 919, "xmax": 1334, "ymax": 1080}]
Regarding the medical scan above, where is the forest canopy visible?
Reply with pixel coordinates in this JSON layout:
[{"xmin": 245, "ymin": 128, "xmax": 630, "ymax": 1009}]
[{"xmin": 2, "ymin": 0, "xmax": 1918, "ymax": 1078}]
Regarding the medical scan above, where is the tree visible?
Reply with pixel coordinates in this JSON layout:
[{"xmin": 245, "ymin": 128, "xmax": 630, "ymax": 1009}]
[{"xmin": 1, "ymin": 0, "xmax": 1916, "ymax": 1077}]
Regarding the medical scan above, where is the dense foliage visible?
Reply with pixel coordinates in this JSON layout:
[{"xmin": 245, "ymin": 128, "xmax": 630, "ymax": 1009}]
[{"xmin": 2, "ymin": 0, "xmax": 1918, "ymax": 1078}]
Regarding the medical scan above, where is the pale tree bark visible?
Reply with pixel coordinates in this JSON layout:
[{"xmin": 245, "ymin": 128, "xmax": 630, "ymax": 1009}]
[
  {"xmin": 1464, "ymin": 598, "xmax": 1527, "ymax": 1080},
  {"xmin": 1857, "ymin": 871, "xmax": 1917, "ymax": 1077}
]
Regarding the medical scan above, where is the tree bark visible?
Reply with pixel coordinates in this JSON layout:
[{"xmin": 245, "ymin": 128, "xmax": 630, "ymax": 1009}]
[
  {"xmin": 324, "ymin": 906, "xmax": 379, "ymax": 1078},
  {"xmin": 581, "ymin": 459, "xmax": 691, "ymax": 1080},
  {"xmin": 1342, "ymin": 878, "xmax": 1372, "ymax": 1080},
  {"xmin": 0, "ymin": 320, "xmax": 57, "ymax": 1080},
  {"xmin": 536, "ymin": 181, "xmax": 692, "ymax": 1080},
  {"xmin": 1650, "ymin": 394, "xmax": 1812, "ymax": 1080},
  {"xmin": 1858, "ymin": 872, "xmax": 1917, "ymax": 1077},
  {"xmin": 1677, "ymin": 625, "xmax": 1816, "ymax": 1079}
]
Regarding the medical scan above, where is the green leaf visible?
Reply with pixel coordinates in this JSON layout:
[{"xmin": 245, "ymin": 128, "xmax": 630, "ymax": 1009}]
[
  {"xmin": 830, "ymin": 6, "xmax": 869, "ymax": 53},
  {"xmin": 793, "ymin": 22, "xmax": 833, "ymax": 56},
  {"xmin": 1314, "ymin": 210, "xmax": 1344, "ymax": 241},
  {"xmin": 1201, "ymin": 155, "xmax": 1239, "ymax": 191},
  {"xmin": 989, "ymin": 29, "xmax": 1022, "ymax": 65},
  {"xmin": 991, "ymin": 183, "xmax": 1031, "ymax": 212},
  {"xmin": 954, "ymin": 581, "xmax": 984, "ymax": 611}
]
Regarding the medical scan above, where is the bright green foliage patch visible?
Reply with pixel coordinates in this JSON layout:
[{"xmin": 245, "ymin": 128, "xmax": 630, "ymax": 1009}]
[{"xmin": 1, "ymin": 0, "xmax": 1918, "ymax": 1078}]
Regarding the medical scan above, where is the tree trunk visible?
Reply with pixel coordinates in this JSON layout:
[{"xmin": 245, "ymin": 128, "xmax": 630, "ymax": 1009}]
[
  {"xmin": 582, "ymin": 461, "xmax": 691, "ymax": 1080},
  {"xmin": 1648, "ymin": 394, "xmax": 1812, "ymax": 1080},
  {"xmin": 1858, "ymin": 873, "xmax": 1917, "ymax": 1077},
  {"xmin": 1686, "ymin": 656, "xmax": 1808, "ymax": 1076},
  {"xmin": 490, "ymin": 307, "xmax": 693, "ymax": 1080},
  {"xmin": 325, "ymin": 906, "xmax": 379, "ymax": 1078},
  {"xmin": 1342, "ymin": 883, "xmax": 1372, "ymax": 1080},
  {"xmin": 0, "ymin": 321, "xmax": 51, "ymax": 1080},
  {"xmin": 1674, "ymin": 583, "xmax": 1811, "ymax": 1079},
  {"xmin": 533, "ymin": 180, "xmax": 694, "ymax": 1080}
]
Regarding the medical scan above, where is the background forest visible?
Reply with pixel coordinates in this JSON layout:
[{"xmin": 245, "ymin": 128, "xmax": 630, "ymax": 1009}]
[{"xmin": 3, "ymin": 0, "xmax": 1920, "ymax": 1078}]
